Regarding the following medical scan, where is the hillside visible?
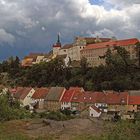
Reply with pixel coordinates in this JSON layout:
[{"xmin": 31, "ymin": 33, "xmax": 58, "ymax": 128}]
[{"xmin": 0, "ymin": 118, "xmax": 140, "ymax": 140}]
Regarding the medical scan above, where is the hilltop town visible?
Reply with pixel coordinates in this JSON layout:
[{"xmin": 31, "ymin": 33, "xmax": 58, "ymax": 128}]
[
  {"xmin": 0, "ymin": 35, "xmax": 140, "ymax": 140},
  {"xmin": 21, "ymin": 35, "xmax": 140, "ymax": 68}
]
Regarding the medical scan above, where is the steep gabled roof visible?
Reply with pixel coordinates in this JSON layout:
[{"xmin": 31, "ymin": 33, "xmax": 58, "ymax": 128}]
[
  {"xmin": 45, "ymin": 87, "xmax": 65, "ymax": 101},
  {"xmin": 10, "ymin": 87, "xmax": 32, "ymax": 100},
  {"xmin": 129, "ymin": 96, "xmax": 140, "ymax": 105},
  {"xmin": 32, "ymin": 88, "xmax": 49, "ymax": 99},
  {"xmin": 61, "ymin": 89, "xmax": 75, "ymax": 102},
  {"xmin": 71, "ymin": 91, "xmax": 84, "ymax": 102},
  {"xmin": 90, "ymin": 105, "xmax": 102, "ymax": 113},
  {"xmin": 105, "ymin": 92, "xmax": 128, "ymax": 105},
  {"xmin": 71, "ymin": 90, "xmax": 128, "ymax": 105}
]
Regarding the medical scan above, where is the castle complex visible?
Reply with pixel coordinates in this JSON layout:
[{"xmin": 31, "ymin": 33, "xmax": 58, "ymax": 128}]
[{"xmin": 22, "ymin": 35, "xmax": 140, "ymax": 67}]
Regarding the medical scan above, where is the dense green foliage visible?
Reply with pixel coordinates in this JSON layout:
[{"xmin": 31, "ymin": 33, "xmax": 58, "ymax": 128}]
[
  {"xmin": 0, "ymin": 93, "xmax": 31, "ymax": 121},
  {"xmin": 0, "ymin": 46, "xmax": 140, "ymax": 91},
  {"xmin": 39, "ymin": 111, "xmax": 74, "ymax": 121}
]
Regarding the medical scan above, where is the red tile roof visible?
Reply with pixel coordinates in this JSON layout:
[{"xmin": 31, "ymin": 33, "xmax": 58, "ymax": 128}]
[
  {"xmin": 105, "ymin": 92, "xmax": 128, "ymax": 105},
  {"xmin": 71, "ymin": 91, "xmax": 129, "ymax": 105},
  {"xmin": 32, "ymin": 88, "xmax": 49, "ymax": 99},
  {"xmin": 53, "ymin": 43, "xmax": 61, "ymax": 48},
  {"xmin": 91, "ymin": 105, "xmax": 101, "ymax": 113},
  {"xmin": 61, "ymin": 89, "xmax": 75, "ymax": 102},
  {"xmin": 78, "ymin": 92, "xmax": 99, "ymax": 103},
  {"xmin": 129, "ymin": 96, "xmax": 140, "ymax": 105},
  {"xmin": 81, "ymin": 38, "xmax": 139, "ymax": 51},
  {"xmin": 71, "ymin": 91, "xmax": 84, "ymax": 102},
  {"xmin": 69, "ymin": 87, "xmax": 84, "ymax": 92},
  {"xmin": 10, "ymin": 87, "xmax": 33, "ymax": 100}
]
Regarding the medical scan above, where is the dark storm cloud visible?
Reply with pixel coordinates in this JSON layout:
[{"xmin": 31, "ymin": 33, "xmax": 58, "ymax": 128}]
[{"xmin": 0, "ymin": 0, "xmax": 140, "ymax": 60}]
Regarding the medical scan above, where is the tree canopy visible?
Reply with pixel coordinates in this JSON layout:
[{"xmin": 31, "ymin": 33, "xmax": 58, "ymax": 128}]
[{"xmin": 0, "ymin": 47, "xmax": 140, "ymax": 91}]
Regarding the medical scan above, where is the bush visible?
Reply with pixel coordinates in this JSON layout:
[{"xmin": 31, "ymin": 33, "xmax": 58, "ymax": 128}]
[
  {"xmin": 39, "ymin": 111, "xmax": 73, "ymax": 121},
  {"xmin": 0, "ymin": 94, "xmax": 31, "ymax": 121},
  {"xmin": 46, "ymin": 111, "xmax": 67, "ymax": 121},
  {"xmin": 60, "ymin": 109, "xmax": 72, "ymax": 116}
]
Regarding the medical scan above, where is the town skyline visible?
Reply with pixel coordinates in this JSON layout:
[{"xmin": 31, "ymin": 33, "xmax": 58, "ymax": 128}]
[{"xmin": 0, "ymin": 0, "xmax": 140, "ymax": 60}]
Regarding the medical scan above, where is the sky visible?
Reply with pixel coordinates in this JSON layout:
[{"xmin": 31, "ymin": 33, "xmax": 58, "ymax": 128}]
[{"xmin": 0, "ymin": 0, "xmax": 140, "ymax": 60}]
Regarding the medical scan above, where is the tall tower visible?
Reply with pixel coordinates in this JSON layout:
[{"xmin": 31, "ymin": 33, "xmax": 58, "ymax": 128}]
[{"xmin": 53, "ymin": 34, "xmax": 61, "ymax": 55}]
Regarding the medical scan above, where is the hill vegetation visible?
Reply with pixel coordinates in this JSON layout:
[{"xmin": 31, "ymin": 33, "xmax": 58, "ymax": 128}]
[{"xmin": 0, "ymin": 46, "xmax": 140, "ymax": 91}]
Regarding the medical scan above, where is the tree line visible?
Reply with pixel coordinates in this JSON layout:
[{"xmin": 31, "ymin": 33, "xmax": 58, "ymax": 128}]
[{"xmin": 0, "ymin": 46, "xmax": 140, "ymax": 91}]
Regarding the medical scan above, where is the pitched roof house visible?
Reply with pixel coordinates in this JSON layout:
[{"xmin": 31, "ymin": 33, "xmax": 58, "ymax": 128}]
[
  {"xmin": 61, "ymin": 89, "xmax": 76, "ymax": 110},
  {"xmin": 32, "ymin": 87, "xmax": 49, "ymax": 109},
  {"xmin": 32, "ymin": 88, "xmax": 49, "ymax": 100},
  {"xmin": 44, "ymin": 87, "xmax": 66, "ymax": 111},
  {"xmin": 128, "ymin": 90, "xmax": 140, "ymax": 112},
  {"xmin": 89, "ymin": 105, "xmax": 102, "ymax": 118},
  {"xmin": 10, "ymin": 87, "xmax": 35, "ymax": 107}
]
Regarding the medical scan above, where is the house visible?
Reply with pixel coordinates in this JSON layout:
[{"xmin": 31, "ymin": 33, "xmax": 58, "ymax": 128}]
[
  {"xmin": 61, "ymin": 87, "xmax": 85, "ymax": 111},
  {"xmin": 44, "ymin": 87, "xmax": 66, "ymax": 111},
  {"xmin": 81, "ymin": 38, "xmax": 139, "ymax": 67},
  {"xmin": 102, "ymin": 91, "xmax": 128, "ymax": 114},
  {"xmin": 71, "ymin": 90, "xmax": 85, "ymax": 111},
  {"xmin": 61, "ymin": 89, "xmax": 75, "ymax": 110},
  {"xmin": 21, "ymin": 56, "xmax": 36, "ymax": 67},
  {"xmin": 128, "ymin": 90, "xmax": 140, "ymax": 112},
  {"xmin": 32, "ymin": 87, "xmax": 49, "ymax": 109},
  {"xmin": 21, "ymin": 53, "xmax": 48, "ymax": 67},
  {"xmin": 60, "ymin": 87, "xmax": 84, "ymax": 110},
  {"xmin": 10, "ymin": 87, "xmax": 35, "ymax": 107},
  {"xmin": 89, "ymin": 105, "xmax": 102, "ymax": 118}
]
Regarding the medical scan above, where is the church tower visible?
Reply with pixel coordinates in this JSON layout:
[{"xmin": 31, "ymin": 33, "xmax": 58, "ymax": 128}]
[{"xmin": 53, "ymin": 34, "xmax": 61, "ymax": 55}]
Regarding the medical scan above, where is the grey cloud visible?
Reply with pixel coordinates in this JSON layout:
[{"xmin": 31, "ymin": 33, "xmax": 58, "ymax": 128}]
[
  {"xmin": 0, "ymin": 29, "xmax": 15, "ymax": 44},
  {"xmin": 0, "ymin": 0, "xmax": 140, "ymax": 60},
  {"xmin": 106, "ymin": 0, "xmax": 140, "ymax": 7}
]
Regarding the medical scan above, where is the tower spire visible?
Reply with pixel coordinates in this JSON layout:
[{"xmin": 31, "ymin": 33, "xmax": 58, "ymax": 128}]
[{"xmin": 57, "ymin": 33, "xmax": 60, "ymax": 43}]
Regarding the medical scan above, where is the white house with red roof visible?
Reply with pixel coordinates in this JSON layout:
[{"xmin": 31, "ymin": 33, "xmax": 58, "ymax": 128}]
[
  {"xmin": 61, "ymin": 89, "xmax": 75, "ymax": 110},
  {"xmin": 89, "ymin": 105, "xmax": 102, "ymax": 118},
  {"xmin": 10, "ymin": 87, "xmax": 35, "ymax": 107},
  {"xmin": 32, "ymin": 87, "xmax": 49, "ymax": 109},
  {"xmin": 128, "ymin": 90, "xmax": 140, "ymax": 112}
]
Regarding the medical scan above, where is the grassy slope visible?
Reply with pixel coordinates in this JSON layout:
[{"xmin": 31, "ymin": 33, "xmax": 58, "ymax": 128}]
[{"xmin": 0, "ymin": 119, "xmax": 139, "ymax": 140}]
